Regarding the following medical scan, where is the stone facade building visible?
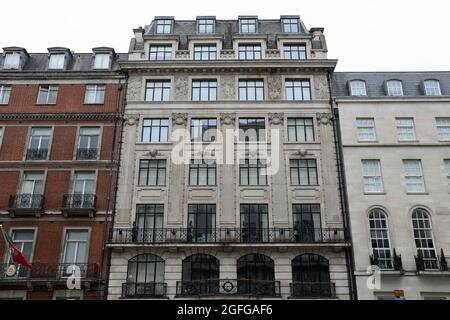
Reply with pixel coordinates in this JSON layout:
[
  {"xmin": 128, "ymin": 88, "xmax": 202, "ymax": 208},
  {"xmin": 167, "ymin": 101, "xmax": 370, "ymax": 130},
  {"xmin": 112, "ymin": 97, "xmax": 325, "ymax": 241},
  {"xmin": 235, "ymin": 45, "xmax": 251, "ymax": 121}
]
[
  {"xmin": 333, "ymin": 72, "xmax": 450, "ymax": 300},
  {"xmin": 0, "ymin": 47, "xmax": 126, "ymax": 299},
  {"xmin": 107, "ymin": 16, "xmax": 353, "ymax": 300}
]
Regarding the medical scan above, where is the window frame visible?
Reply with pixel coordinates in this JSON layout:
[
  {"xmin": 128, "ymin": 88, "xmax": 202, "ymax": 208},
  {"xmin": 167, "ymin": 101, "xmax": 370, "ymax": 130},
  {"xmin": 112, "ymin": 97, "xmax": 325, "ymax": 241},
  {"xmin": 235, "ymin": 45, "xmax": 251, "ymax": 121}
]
[
  {"xmin": 239, "ymin": 158, "xmax": 268, "ymax": 186},
  {"xmin": 361, "ymin": 159, "xmax": 384, "ymax": 193},
  {"xmin": 283, "ymin": 43, "xmax": 307, "ymax": 60},
  {"xmin": 290, "ymin": 158, "xmax": 319, "ymax": 186},
  {"xmin": 395, "ymin": 118, "xmax": 416, "ymax": 141},
  {"xmin": 281, "ymin": 18, "xmax": 300, "ymax": 33},
  {"xmin": 386, "ymin": 80, "xmax": 404, "ymax": 96},
  {"xmin": 197, "ymin": 19, "xmax": 215, "ymax": 34},
  {"xmin": 149, "ymin": 45, "xmax": 172, "ymax": 61},
  {"xmin": 76, "ymin": 126, "xmax": 101, "ymax": 160},
  {"xmin": 403, "ymin": 159, "xmax": 426, "ymax": 193},
  {"xmin": 287, "ymin": 118, "xmax": 315, "ymax": 142},
  {"xmin": 3, "ymin": 53, "xmax": 21, "ymax": 70},
  {"xmin": 0, "ymin": 85, "xmax": 12, "ymax": 105},
  {"xmin": 193, "ymin": 44, "xmax": 217, "ymax": 61},
  {"xmin": 142, "ymin": 118, "xmax": 170, "ymax": 143},
  {"xmin": 238, "ymin": 44, "xmax": 262, "ymax": 60},
  {"xmin": 445, "ymin": 159, "xmax": 450, "ymax": 191},
  {"xmin": 190, "ymin": 118, "xmax": 217, "ymax": 142},
  {"xmin": 26, "ymin": 126, "xmax": 53, "ymax": 161},
  {"xmin": 48, "ymin": 54, "xmax": 66, "ymax": 70},
  {"xmin": 423, "ymin": 80, "xmax": 442, "ymax": 96},
  {"xmin": 436, "ymin": 118, "xmax": 450, "ymax": 141},
  {"xmin": 138, "ymin": 159, "xmax": 167, "ymax": 186},
  {"xmin": 238, "ymin": 79, "xmax": 265, "ymax": 101},
  {"xmin": 145, "ymin": 80, "xmax": 171, "ymax": 102},
  {"xmin": 356, "ymin": 118, "xmax": 377, "ymax": 142},
  {"xmin": 93, "ymin": 53, "xmax": 111, "ymax": 70},
  {"xmin": 349, "ymin": 80, "xmax": 367, "ymax": 96},
  {"xmin": 191, "ymin": 79, "xmax": 217, "ymax": 102},
  {"xmin": 285, "ymin": 79, "xmax": 312, "ymax": 101},
  {"xmin": 84, "ymin": 84, "xmax": 105, "ymax": 104},
  {"xmin": 61, "ymin": 228, "xmax": 90, "ymax": 266},
  {"xmin": 239, "ymin": 18, "xmax": 258, "ymax": 33},
  {"xmin": 189, "ymin": 156, "xmax": 217, "ymax": 186},
  {"xmin": 238, "ymin": 117, "xmax": 266, "ymax": 142},
  {"xmin": 412, "ymin": 208, "xmax": 438, "ymax": 270},
  {"xmin": 155, "ymin": 19, "xmax": 173, "ymax": 34},
  {"xmin": 36, "ymin": 84, "xmax": 59, "ymax": 105},
  {"xmin": 368, "ymin": 208, "xmax": 393, "ymax": 270}
]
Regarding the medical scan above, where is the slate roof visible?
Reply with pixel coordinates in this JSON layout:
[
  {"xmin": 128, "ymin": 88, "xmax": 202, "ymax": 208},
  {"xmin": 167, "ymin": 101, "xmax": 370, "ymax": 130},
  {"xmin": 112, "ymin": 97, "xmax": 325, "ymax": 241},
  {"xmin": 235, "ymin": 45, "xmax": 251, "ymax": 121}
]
[
  {"xmin": 0, "ymin": 51, "xmax": 128, "ymax": 72},
  {"xmin": 333, "ymin": 72, "xmax": 450, "ymax": 97},
  {"xmin": 143, "ymin": 16, "xmax": 310, "ymax": 50}
]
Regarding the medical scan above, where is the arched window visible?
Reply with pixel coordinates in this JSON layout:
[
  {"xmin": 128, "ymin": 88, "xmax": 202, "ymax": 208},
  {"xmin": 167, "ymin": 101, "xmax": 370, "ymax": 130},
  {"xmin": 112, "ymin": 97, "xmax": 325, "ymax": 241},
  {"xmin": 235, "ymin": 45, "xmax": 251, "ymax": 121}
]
[
  {"xmin": 180, "ymin": 254, "xmax": 219, "ymax": 296},
  {"xmin": 125, "ymin": 254, "xmax": 165, "ymax": 297},
  {"xmin": 349, "ymin": 80, "xmax": 367, "ymax": 96},
  {"xmin": 369, "ymin": 208, "xmax": 393, "ymax": 269},
  {"xmin": 412, "ymin": 208, "xmax": 438, "ymax": 270},
  {"xmin": 237, "ymin": 254, "xmax": 275, "ymax": 296},
  {"xmin": 292, "ymin": 254, "xmax": 332, "ymax": 298}
]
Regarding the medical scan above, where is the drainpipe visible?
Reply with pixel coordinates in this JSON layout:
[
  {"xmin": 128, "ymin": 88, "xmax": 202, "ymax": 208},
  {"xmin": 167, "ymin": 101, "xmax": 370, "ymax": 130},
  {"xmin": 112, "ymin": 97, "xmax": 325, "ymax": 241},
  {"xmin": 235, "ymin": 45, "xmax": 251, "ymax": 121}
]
[
  {"xmin": 327, "ymin": 70, "xmax": 358, "ymax": 300},
  {"xmin": 99, "ymin": 70, "xmax": 128, "ymax": 300}
]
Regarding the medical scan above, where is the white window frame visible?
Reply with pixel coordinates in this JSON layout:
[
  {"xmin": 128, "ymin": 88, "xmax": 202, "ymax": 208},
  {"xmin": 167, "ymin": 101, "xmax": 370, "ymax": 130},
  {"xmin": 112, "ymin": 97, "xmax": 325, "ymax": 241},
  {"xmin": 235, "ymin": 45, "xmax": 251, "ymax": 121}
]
[
  {"xmin": 445, "ymin": 159, "xmax": 450, "ymax": 191},
  {"xmin": 403, "ymin": 160, "xmax": 426, "ymax": 193},
  {"xmin": 84, "ymin": 84, "xmax": 105, "ymax": 104},
  {"xmin": 0, "ymin": 85, "xmax": 12, "ymax": 105},
  {"xmin": 48, "ymin": 54, "xmax": 65, "ymax": 70},
  {"xmin": 386, "ymin": 80, "xmax": 404, "ymax": 96},
  {"xmin": 361, "ymin": 160, "xmax": 384, "ymax": 193},
  {"xmin": 37, "ymin": 85, "xmax": 59, "ymax": 105},
  {"xmin": 368, "ymin": 209, "xmax": 393, "ymax": 270},
  {"xmin": 395, "ymin": 118, "xmax": 416, "ymax": 141},
  {"xmin": 93, "ymin": 54, "xmax": 111, "ymax": 70},
  {"xmin": 350, "ymin": 80, "xmax": 367, "ymax": 96},
  {"xmin": 424, "ymin": 80, "xmax": 442, "ymax": 96},
  {"xmin": 0, "ymin": 126, "xmax": 4, "ymax": 149},
  {"xmin": 412, "ymin": 209, "xmax": 438, "ymax": 270},
  {"xmin": 436, "ymin": 118, "xmax": 450, "ymax": 141},
  {"xmin": 61, "ymin": 229, "xmax": 90, "ymax": 265},
  {"xmin": 3, "ymin": 53, "xmax": 20, "ymax": 69},
  {"xmin": 356, "ymin": 118, "xmax": 377, "ymax": 142}
]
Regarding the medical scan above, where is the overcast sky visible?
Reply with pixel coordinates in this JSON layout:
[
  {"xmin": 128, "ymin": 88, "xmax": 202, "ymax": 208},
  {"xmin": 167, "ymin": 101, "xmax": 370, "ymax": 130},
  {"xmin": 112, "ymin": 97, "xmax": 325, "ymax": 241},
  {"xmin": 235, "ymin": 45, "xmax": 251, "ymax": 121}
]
[{"xmin": 1, "ymin": 0, "xmax": 449, "ymax": 71}]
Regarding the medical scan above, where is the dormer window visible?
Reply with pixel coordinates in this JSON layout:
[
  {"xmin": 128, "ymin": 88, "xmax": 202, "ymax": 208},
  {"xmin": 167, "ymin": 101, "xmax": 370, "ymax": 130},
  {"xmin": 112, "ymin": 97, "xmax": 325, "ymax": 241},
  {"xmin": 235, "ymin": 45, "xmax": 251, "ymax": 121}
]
[
  {"xmin": 94, "ymin": 53, "xmax": 111, "ymax": 69},
  {"xmin": 156, "ymin": 19, "xmax": 173, "ymax": 34},
  {"xmin": 3, "ymin": 53, "xmax": 20, "ymax": 69},
  {"xmin": 424, "ymin": 80, "xmax": 442, "ymax": 96},
  {"xmin": 386, "ymin": 80, "xmax": 403, "ymax": 96},
  {"xmin": 349, "ymin": 80, "xmax": 367, "ymax": 96},
  {"xmin": 239, "ymin": 18, "xmax": 257, "ymax": 33},
  {"xmin": 197, "ymin": 18, "xmax": 215, "ymax": 33},
  {"xmin": 48, "ymin": 54, "xmax": 65, "ymax": 70},
  {"xmin": 281, "ymin": 18, "xmax": 300, "ymax": 33}
]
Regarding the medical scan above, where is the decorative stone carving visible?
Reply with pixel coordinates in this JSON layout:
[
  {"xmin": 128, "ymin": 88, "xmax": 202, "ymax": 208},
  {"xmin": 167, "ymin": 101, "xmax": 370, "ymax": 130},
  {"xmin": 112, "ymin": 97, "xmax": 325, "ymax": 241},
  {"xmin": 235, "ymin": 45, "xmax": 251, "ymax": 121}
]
[
  {"xmin": 292, "ymin": 149, "xmax": 310, "ymax": 158},
  {"xmin": 268, "ymin": 113, "xmax": 284, "ymax": 125},
  {"xmin": 143, "ymin": 149, "xmax": 160, "ymax": 158},
  {"xmin": 126, "ymin": 77, "xmax": 142, "ymax": 101},
  {"xmin": 314, "ymin": 75, "xmax": 329, "ymax": 100},
  {"xmin": 267, "ymin": 75, "xmax": 283, "ymax": 100},
  {"xmin": 172, "ymin": 113, "xmax": 188, "ymax": 126},
  {"xmin": 124, "ymin": 114, "xmax": 140, "ymax": 126},
  {"xmin": 221, "ymin": 75, "xmax": 236, "ymax": 100},
  {"xmin": 220, "ymin": 113, "xmax": 236, "ymax": 125},
  {"xmin": 316, "ymin": 113, "xmax": 333, "ymax": 125},
  {"xmin": 173, "ymin": 75, "xmax": 189, "ymax": 101}
]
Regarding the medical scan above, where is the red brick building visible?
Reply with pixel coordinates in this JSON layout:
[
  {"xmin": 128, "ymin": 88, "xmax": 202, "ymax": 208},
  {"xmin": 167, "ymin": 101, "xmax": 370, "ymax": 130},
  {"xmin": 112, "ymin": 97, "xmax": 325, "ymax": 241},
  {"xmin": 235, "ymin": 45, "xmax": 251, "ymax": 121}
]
[{"xmin": 0, "ymin": 46, "xmax": 126, "ymax": 300}]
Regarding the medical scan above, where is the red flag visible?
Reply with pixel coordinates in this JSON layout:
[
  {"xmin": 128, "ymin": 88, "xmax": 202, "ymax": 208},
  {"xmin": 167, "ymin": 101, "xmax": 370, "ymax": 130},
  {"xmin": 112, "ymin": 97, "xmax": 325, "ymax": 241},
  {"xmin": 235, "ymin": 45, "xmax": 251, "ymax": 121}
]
[{"xmin": 1, "ymin": 226, "xmax": 32, "ymax": 270}]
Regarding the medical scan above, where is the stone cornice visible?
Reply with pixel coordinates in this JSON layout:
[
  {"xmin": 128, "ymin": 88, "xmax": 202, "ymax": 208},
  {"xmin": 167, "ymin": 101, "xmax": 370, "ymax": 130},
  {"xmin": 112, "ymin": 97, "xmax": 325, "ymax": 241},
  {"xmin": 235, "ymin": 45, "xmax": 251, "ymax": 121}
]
[
  {"xmin": 0, "ymin": 71, "xmax": 125, "ymax": 81},
  {"xmin": 334, "ymin": 96, "xmax": 450, "ymax": 103},
  {"xmin": 119, "ymin": 59, "xmax": 338, "ymax": 73},
  {"xmin": 0, "ymin": 113, "xmax": 122, "ymax": 121}
]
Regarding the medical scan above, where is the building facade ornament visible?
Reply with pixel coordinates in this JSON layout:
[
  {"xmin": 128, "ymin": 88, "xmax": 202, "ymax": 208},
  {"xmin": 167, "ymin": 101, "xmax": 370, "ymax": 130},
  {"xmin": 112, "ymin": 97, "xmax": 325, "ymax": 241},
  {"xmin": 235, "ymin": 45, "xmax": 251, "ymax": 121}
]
[
  {"xmin": 220, "ymin": 113, "xmax": 236, "ymax": 125},
  {"xmin": 292, "ymin": 149, "xmax": 310, "ymax": 158},
  {"xmin": 268, "ymin": 112, "xmax": 284, "ymax": 125},
  {"xmin": 316, "ymin": 112, "xmax": 333, "ymax": 125},
  {"xmin": 143, "ymin": 149, "xmax": 161, "ymax": 158},
  {"xmin": 171, "ymin": 113, "xmax": 188, "ymax": 126},
  {"xmin": 124, "ymin": 114, "xmax": 140, "ymax": 126}
]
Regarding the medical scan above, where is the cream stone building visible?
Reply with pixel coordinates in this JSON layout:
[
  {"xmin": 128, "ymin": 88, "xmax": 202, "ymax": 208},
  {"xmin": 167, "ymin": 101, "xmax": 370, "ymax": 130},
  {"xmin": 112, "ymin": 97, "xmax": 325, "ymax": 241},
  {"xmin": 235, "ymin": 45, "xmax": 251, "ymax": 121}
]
[
  {"xmin": 334, "ymin": 72, "xmax": 450, "ymax": 300},
  {"xmin": 107, "ymin": 16, "xmax": 353, "ymax": 300}
]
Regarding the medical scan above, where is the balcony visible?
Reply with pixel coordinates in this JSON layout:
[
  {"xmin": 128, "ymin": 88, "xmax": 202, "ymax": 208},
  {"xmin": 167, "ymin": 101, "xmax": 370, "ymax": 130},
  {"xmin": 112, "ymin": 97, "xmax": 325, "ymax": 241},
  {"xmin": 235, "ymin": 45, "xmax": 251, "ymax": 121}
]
[
  {"xmin": 0, "ymin": 263, "xmax": 100, "ymax": 290},
  {"xmin": 290, "ymin": 282, "xmax": 336, "ymax": 299},
  {"xmin": 370, "ymin": 249, "xmax": 403, "ymax": 271},
  {"xmin": 25, "ymin": 148, "xmax": 48, "ymax": 161},
  {"xmin": 121, "ymin": 282, "xmax": 167, "ymax": 299},
  {"xmin": 415, "ymin": 249, "xmax": 448, "ymax": 273},
  {"xmin": 61, "ymin": 194, "xmax": 97, "ymax": 218},
  {"xmin": 7, "ymin": 194, "xmax": 45, "ymax": 217},
  {"xmin": 176, "ymin": 279, "xmax": 281, "ymax": 297},
  {"xmin": 109, "ymin": 227, "xmax": 347, "ymax": 245},
  {"xmin": 76, "ymin": 148, "xmax": 98, "ymax": 161}
]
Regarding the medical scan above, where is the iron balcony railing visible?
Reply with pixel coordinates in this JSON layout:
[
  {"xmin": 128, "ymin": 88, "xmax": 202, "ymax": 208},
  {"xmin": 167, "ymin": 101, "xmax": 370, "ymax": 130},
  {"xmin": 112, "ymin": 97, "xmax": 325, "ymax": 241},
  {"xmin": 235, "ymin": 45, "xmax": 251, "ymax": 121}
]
[
  {"xmin": 290, "ymin": 282, "xmax": 336, "ymax": 298},
  {"xmin": 25, "ymin": 148, "xmax": 48, "ymax": 160},
  {"xmin": 176, "ymin": 279, "xmax": 281, "ymax": 297},
  {"xmin": 76, "ymin": 148, "xmax": 98, "ymax": 160},
  {"xmin": 370, "ymin": 249, "xmax": 403, "ymax": 271},
  {"xmin": 121, "ymin": 282, "xmax": 167, "ymax": 298},
  {"xmin": 0, "ymin": 263, "xmax": 100, "ymax": 280},
  {"xmin": 109, "ymin": 227, "xmax": 347, "ymax": 244},
  {"xmin": 415, "ymin": 249, "xmax": 448, "ymax": 272},
  {"xmin": 8, "ymin": 194, "xmax": 44, "ymax": 210},
  {"xmin": 62, "ymin": 194, "xmax": 97, "ymax": 209}
]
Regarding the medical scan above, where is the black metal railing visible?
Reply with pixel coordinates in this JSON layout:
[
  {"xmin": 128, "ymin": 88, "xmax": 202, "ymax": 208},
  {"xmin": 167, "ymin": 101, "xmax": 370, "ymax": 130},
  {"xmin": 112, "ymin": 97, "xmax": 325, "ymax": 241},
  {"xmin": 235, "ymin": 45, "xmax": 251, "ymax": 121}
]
[
  {"xmin": 109, "ymin": 227, "xmax": 347, "ymax": 244},
  {"xmin": 8, "ymin": 194, "xmax": 44, "ymax": 210},
  {"xmin": 62, "ymin": 194, "xmax": 96, "ymax": 209},
  {"xmin": 290, "ymin": 282, "xmax": 336, "ymax": 298},
  {"xmin": 25, "ymin": 148, "xmax": 48, "ymax": 160},
  {"xmin": 415, "ymin": 249, "xmax": 448, "ymax": 272},
  {"xmin": 176, "ymin": 279, "xmax": 281, "ymax": 297},
  {"xmin": 121, "ymin": 282, "xmax": 167, "ymax": 298},
  {"xmin": 76, "ymin": 148, "xmax": 98, "ymax": 160},
  {"xmin": 370, "ymin": 249, "xmax": 403, "ymax": 271},
  {"xmin": 0, "ymin": 263, "xmax": 99, "ymax": 280}
]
